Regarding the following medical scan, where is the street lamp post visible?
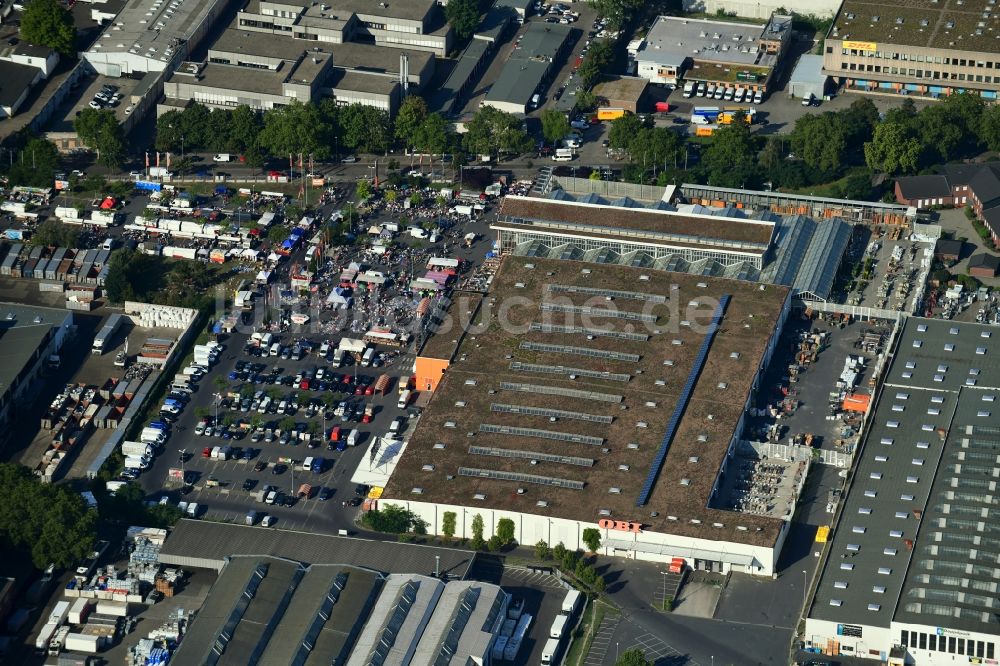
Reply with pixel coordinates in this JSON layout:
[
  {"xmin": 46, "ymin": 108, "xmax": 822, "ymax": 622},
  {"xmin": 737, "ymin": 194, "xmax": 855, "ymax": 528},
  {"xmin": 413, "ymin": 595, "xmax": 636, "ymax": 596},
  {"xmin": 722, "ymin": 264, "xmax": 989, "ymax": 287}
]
[
  {"xmin": 178, "ymin": 449, "xmax": 186, "ymax": 484},
  {"xmin": 802, "ymin": 569, "xmax": 808, "ymax": 611}
]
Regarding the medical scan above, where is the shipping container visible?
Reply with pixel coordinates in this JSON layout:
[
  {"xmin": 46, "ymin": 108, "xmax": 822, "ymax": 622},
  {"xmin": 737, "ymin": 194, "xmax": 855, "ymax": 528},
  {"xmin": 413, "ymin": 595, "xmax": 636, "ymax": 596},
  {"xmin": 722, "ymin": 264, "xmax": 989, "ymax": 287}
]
[
  {"xmin": 596, "ymin": 107, "xmax": 626, "ymax": 120},
  {"xmin": 68, "ymin": 598, "xmax": 93, "ymax": 625},
  {"xmin": 48, "ymin": 600, "xmax": 71, "ymax": 626},
  {"xmin": 64, "ymin": 632, "xmax": 101, "ymax": 653},
  {"xmin": 94, "ymin": 601, "xmax": 128, "ymax": 617}
]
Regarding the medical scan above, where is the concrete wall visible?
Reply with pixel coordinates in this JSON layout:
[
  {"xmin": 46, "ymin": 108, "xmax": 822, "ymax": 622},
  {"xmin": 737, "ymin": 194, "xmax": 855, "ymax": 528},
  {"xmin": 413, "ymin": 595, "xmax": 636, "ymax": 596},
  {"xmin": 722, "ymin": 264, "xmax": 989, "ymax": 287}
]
[{"xmin": 387, "ymin": 499, "xmax": 780, "ymax": 575}]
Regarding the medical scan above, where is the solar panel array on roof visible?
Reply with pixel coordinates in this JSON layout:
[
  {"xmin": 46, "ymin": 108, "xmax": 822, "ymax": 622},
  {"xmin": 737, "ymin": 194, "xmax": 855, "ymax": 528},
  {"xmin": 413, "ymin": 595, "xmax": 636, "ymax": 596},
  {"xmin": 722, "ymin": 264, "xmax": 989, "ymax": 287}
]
[
  {"xmin": 458, "ymin": 467, "xmax": 586, "ymax": 490},
  {"xmin": 431, "ymin": 586, "xmax": 481, "ymax": 666},
  {"xmin": 545, "ymin": 283, "xmax": 668, "ymax": 303},
  {"xmin": 469, "ymin": 445, "xmax": 595, "ymax": 467},
  {"xmin": 519, "ymin": 341, "xmax": 641, "ymax": 362},
  {"xmin": 509, "ymin": 361, "xmax": 631, "ymax": 382},
  {"xmin": 490, "ymin": 403, "xmax": 614, "ymax": 423},
  {"xmin": 529, "ymin": 322, "xmax": 649, "ymax": 341},
  {"xmin": 636, "ymin": 294, "xmax": 731, "ymax": 506},
  {"xmin": 498, "ymin": 381, "xmax": 624, "ymax": 403},
  {"xmin": 540, "ymin": 302, "xmax": 659, "ymax": 322},
  {"xmin": 478, "ymin": 423, "xmax": 604, "ymax": 446},
  {"xmin": 369, "ymin": 581, "xmax": 420, "ymax": 666}
]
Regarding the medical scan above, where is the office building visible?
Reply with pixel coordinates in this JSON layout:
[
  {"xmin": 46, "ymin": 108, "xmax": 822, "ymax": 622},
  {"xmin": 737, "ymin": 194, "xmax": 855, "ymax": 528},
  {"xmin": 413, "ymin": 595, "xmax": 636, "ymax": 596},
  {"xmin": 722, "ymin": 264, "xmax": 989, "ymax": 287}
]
[
  {"xmin": 634, "ymin": 13, "xmax": 792, "ymax": 93},
  {"xmin": 823, "ymin": 0, "xmax": 1000, "ymax": 99}
]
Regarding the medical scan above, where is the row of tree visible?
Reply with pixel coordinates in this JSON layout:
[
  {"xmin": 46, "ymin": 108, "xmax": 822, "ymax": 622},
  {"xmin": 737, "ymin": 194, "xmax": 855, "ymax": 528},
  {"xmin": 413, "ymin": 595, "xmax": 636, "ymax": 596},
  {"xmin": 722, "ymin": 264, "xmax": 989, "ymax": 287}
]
[
  {"xmin": 0, "ymin": 463, "xmax": 96, "ymax": 569},
  {"xmin": 153, "ymin": 97, "xmax": 534, "ymax": 165}
]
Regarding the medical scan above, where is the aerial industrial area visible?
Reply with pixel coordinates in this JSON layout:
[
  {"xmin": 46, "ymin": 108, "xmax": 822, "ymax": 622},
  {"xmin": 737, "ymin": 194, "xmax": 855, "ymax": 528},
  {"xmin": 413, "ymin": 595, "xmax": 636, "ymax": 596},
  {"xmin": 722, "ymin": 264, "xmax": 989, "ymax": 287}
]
[{"xmin": 2, "ymin": 0, "xmax": 1000, "ymax": 663}]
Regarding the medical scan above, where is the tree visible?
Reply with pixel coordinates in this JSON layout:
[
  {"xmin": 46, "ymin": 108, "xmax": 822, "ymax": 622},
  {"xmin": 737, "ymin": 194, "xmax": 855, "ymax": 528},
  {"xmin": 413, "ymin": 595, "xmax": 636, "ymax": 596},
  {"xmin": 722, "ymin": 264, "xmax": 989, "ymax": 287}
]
[
  {"xmin": 865, "ymin": 121, "xmax": 922, "ymax": 175},
  {"xmin": 540, "ymin": 109, "xmax": 571, "ymax": 146},
  {"xmin": 574, "ymin": 89, "xmax": 598, "ymax": 113},
  {"xmin": 416, "ymin": 112, "xmax": 450, "ymax": 157},
  {"xmin": 553, "ymin": 541, "xmax": 567, "ymax": 561},
  {"xmin": 3, "ymin": 137, "xmax": 61, "ymax": 188},
  {"xmin": 837, "ymin": 171, "xmax": 873, "ymax": 200},
  {"xmin": 396, "ymin": 96, "xmax": 428, "ymax": 153},
  {"xmin": 495, "ymin": 517, "xmax": 516, "ymax": 546},
  {"xmin": 356, "ymin": 179, "xmax": 373, "ymax": 201},
  {"xmin": 789, "ymin": 112, "xmax": 848, "ymax": 174},
  {"xmin": 980, "ymin": 104, "xmax": 1000, "ymax": 153},
  {"xmin": 587, "ymin": 0, "xmax": 642, "ymax": 29},
  {"xmin": 759, "ymin": 136, "xmax": 784, "ymax": 172},
  {"xmin": 841, "ymin": 97, "xmax": 880, "ymax": 145},
  {"xmin": 578, "ymin": 39, "xmax": 614, "ymax": 89},
  {"xmin": 593, "ymin": 575, "xmax": 607, "ymax": 594},
  {"xmin": 534, "ymin": 540, "xmax": 551, "ymax": 560},
  {"xmin": 259, "ymin": 101, "xmax": 332, "ymax": 159},
  {"xmin": 21, "ymin": 0, "xmax": 75, "ymax": 55},
  {"xmin": 918, "ymin": 104, "xmax": 964, "ymax": 163},
  {"xmin": 228, "ymin": 105, "xmax": 264, "ymax": 153},
  {"xmin": 470, "ymin": 513, "xmax": 485, "ymax": 549},
  {"xmin": 29, "ymin": 220, "xmax": 79, "ymax": 248},
  {"xmin": 361, "ymin": 504, "xmax": 421, "ymax": 534},
  {"xmin": 74, "ymin": 108, "xmax": 126, "ymax": 169},
  {"xmin": 607, "ymin": 113, "xmax": 643, "ymax": 152},
  {"xmin": 445, "ymin": 0, "xmax": 480, "ymax": 41},
  {"xmin": 702, "ymin": 116, "xmax": 760, "ymax": 187},
  {"xmin": 582, "ymin": 527, "xmax": 602, "ymax": 553},
  {"xmin": 462, "ymin": 106, "xmax": 532, "ymax": 158},
  {"xmin": 487, "ymin": 535, "xmax": 503, "ymax": 551},
  {"xmin": 442, "ymin": 511, "xmax": 457, "ymax": 539},
  {"xmin": 340, "ymin": 104, "xmax": 392, "ymax": 154},
  {"xmin": 0, "ymin": 463, "xmax": 96, "ymax": 569},
  {"xmin": 615, "ymin": 649, "xmax": 653, "ymax": 666}
]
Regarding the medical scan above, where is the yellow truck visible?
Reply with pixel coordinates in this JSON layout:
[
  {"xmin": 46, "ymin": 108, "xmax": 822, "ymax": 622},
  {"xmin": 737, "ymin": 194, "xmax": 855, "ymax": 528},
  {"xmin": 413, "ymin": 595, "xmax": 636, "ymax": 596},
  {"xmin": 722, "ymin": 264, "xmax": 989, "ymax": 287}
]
[{"xmin": 596, "ymin": 107, "xmax": 626, "ymax": 121}]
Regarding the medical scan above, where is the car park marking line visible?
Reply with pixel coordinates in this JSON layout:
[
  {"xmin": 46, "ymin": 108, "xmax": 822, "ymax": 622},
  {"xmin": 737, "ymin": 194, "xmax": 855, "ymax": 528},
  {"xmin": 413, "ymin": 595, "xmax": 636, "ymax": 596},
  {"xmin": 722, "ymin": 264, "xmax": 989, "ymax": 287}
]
[
  {"xmin": 625, "ymin": 632, "xmax": 691, "ymax": 664},
  {"xmin": 583, "ymin": 615, "xmax": 620, "ymax": 666}
]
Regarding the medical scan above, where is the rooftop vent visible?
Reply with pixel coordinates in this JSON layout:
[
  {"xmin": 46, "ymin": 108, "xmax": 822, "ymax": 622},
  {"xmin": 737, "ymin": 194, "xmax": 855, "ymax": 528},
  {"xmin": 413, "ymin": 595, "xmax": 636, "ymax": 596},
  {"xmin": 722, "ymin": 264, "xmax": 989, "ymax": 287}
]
[
  {"xmin": 599, "ymin": 508, "xmax": 612, "ymax": 515},
  {"xmin": 411, "ymin": 487, "xmax": 423, "ymax": 494},
  {"xmin": 421, "ymin": 464, "xmax": 434, "ymax": 471},
  {"xmin": 537, "ymin": 500, "xmax": 548, "ymax": 507},
  {"xmin": 473, "ymin": 493, "xmax": 487, "ymax": 500},
  {"xmin": 609, "ymin": 487, "xmax": 622, "ymax": 494}
]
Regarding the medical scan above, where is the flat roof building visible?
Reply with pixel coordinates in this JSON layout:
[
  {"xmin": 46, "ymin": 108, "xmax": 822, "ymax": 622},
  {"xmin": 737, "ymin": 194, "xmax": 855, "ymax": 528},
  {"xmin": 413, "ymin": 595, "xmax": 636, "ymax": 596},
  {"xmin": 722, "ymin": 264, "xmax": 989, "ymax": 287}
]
[
  {"xmin": 166, "ymin": 555, "xmax": 507, "ymax": 666},
  {"xmin": 823, "ymin": 0, "xmax": 1000, "ymax": 100},
  {"xmin": 494, "ymin": 194, "xmax": 776, "ymax": 268},
  {"xmin": 805, "ymin": 317, "xmax": 1000, "ymax": 664},
  {"xmin": 83, "ymin": 0, "xmax": 235, "ymax": 76},
  {"xmin": 0, "ymin": 302, "xmax": 72, "ymax": 442},
  {"xmin": 0, "ymin": 61, "xmax": 42, "ymax": 118},
  {"xmin": 382, "ymin": 255, "xmax": 795, "ymax": 575},
  {"xmin": 591, "ymin": 76, "xmax": 649, "ymax": 113},
  {"xmin": 481, "ymin": 22, "xmax": 572, "ymax": 114},
  {"xmin": 634, "ymin": 13, "xmax": 791, "ymax": 91}
]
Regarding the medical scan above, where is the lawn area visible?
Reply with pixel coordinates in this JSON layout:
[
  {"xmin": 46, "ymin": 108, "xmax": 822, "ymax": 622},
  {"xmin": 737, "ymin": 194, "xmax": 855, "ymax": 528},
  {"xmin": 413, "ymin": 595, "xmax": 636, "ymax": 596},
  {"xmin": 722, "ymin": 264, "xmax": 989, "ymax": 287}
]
[
  {"xmin": 779, "ymin": 171, "xmax": 854, "ymax": 198},
  {"xmin": 565, "ymin": 598, "xmax": 617, "ymax": 666}
]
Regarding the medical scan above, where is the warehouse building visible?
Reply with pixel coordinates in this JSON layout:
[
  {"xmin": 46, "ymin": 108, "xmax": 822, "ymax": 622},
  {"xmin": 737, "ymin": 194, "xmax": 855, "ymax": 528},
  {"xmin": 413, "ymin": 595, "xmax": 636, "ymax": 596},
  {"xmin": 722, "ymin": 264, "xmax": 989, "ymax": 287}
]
[
  {"xmin": 494, "ymin": 195, "xmax": 776, "ymax": 269},
  {"xmin": 168, "ymin": 555, "xmax": 506, "ymax": 666},
  {"xmin": 590, "ymin": 76, "xmax": 649, "ymax": 113},
  {"xmin": 633, "ymin": 13, "xmax": 792, "ymax": 94},
  {"xmin": 481, "ymin": 22, "xmax": 572, "ymax": 114},
  {"xmin": 383, "ymin": 256, "xmax": 795, "ymax": 575},
  {"xmin": 805, "ymin": 317, "xmax": 1000, "ymax": 664},
  {"xmin": 83, "ymin": 0, "xmax": 235, "ymax": 76},
  {"xmin": 824, "ymin": 0, "xmax": 1000, "ymax": 100},
  {"xmin": 0, "ymin": 303, "xmax": 72, "ymax": 437}
]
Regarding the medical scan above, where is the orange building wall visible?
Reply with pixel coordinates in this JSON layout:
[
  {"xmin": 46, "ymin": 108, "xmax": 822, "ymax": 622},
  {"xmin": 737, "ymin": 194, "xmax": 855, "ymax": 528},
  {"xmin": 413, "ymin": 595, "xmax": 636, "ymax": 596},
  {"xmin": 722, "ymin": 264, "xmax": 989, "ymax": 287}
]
[{"xmin": 415, "ymin": 357, "xmax": 450, "ymax": 392}]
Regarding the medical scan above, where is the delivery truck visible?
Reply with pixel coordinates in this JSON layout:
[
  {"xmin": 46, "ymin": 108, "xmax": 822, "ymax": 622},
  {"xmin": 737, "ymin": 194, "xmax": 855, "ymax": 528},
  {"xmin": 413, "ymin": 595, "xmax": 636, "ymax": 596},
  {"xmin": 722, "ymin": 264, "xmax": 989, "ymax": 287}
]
[
  {"xmin": 92, "ymin": 313, "xmax": 124, "ymax": 355},
  {"xmin": 121, "ymin": 441, "xmax": 153, "ymax": 458}
]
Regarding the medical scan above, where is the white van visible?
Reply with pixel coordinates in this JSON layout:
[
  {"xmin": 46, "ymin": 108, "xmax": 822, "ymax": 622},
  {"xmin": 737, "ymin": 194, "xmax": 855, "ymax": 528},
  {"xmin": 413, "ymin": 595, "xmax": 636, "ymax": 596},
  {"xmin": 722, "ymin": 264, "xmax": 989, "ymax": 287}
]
[
  {"xmin": 541, "ymin": 638, "xmax": 561, "ymax": 665},
  {"xmin": 186, "ymin": 502, "xmax": 199, "ymax": 517},
  {"xmin": 302, "ymin": 456, "xmax": 314, "ymax": 472},
  {"xmin": 682, "ymin": 81, "xmax": 695, "ymax": 98},
  {"xmin": 258, "ymin": 397, "xmax": 271, "ymax": 413},
  {"xmin": 552, "ymin": 148, "xmax": 574, "ymax": 162},
  {"xmin": 398, "ymin": 390, "xmax": 411, "ymax": 409},
  {"xmin": 269, "ymin": 342, "xmax": 281, "ymax": 356},
  {"xmin": 361, "ymin": 347, "xmax": 375, "ymax": 367},
  {"xmin": 388, "ymin": 416, "xmax": 405, "ymax": 434},
  {"xmin": 347, "ymin": 429, "xmax": 360, "ymax": 446},
  {"xmin": 530, "ymin": 93, "xmax": 541, "ymax": 109}
]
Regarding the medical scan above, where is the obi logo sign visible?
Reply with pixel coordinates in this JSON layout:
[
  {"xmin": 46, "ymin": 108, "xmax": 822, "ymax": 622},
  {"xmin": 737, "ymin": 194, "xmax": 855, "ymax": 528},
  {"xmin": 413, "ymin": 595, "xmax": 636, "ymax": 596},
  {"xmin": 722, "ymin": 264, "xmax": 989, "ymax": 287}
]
[{"xmin": 598, "ymin": 518, "xmax": 642, "ymax": 533}]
